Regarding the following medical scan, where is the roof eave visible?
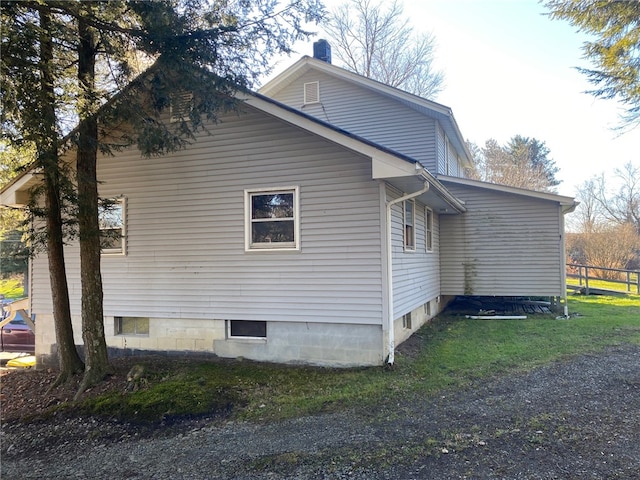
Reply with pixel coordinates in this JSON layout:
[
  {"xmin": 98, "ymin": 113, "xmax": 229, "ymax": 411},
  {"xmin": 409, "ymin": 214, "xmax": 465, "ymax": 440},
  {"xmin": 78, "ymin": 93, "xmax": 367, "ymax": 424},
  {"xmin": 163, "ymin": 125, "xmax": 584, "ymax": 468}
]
[
  {"xmin": 437, "ymin": 175, "xmax": 578, "ymax": 212},
  {"xmin": 260, "ymin": 56, "xmax": 474, "ymax": 167},
  {"xmin": 0, "ymin": 170, "xmax": 38, "ymax": 207}
]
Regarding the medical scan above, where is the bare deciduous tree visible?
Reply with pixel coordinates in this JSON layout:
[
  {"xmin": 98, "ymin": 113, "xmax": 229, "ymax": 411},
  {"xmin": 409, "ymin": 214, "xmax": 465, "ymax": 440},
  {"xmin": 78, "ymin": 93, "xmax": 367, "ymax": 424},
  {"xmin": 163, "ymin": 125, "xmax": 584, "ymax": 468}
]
[
  {"xmin": 568, "ymin": 223, "xmax": 640, "ymax": 278},
  {"xmin": 324, "ymin": 0, "xmax": 444, "ymax": 98},
  {"xmin": 571, "ymin": 162, "xmax": 640, "ymax": 234},
  {"xmin": 595, "ymin": 163, "xmax": 640, "ymax": 233},
  {"xmin": 567, "ymin": 161, "xmax": 640, "ymax": 272},
  {"xmin": 567, "ymin": 178, "xmax": 600, "ymax": 233}
]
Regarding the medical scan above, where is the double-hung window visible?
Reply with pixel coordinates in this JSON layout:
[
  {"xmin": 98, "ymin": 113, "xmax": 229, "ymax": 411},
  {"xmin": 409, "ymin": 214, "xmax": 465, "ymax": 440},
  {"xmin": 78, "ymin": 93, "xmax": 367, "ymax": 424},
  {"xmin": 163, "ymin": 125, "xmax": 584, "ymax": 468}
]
[
  {"xmin": 245, "ymin": 187, "xmax": 299, "ymax": 251},
  {"xmin": 425, "ymin": 208, "xmax": 434, "ymax": 252},
  {"xmin": 99, "ymin": 197, "xmax": 126, "ymax": 255},
  {"xmin": 404, "ymin": 199, "xmax": 416, "ymax": 251}
]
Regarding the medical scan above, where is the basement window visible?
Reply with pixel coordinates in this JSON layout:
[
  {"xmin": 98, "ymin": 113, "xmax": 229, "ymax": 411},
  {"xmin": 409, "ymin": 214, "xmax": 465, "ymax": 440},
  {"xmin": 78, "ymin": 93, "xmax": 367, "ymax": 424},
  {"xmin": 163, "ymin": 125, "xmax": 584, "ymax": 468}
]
[
  {"xmin": 402, "ymin": 312, "xmax": 412, "ymax": 329},
  {"xmin": 115, "ymin": 316, "xmax": 149, "ymax": 336},
  {"xmin": 228, "ymin": 320, "xmax": 267, "ymax": 339}
]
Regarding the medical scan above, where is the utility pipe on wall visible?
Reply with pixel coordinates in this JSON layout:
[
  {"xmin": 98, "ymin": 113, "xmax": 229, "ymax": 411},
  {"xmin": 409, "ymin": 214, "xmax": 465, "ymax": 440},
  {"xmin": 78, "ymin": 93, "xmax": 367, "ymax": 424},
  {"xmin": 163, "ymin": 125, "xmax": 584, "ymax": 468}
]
[{"xmin": 385, "ymin": 181, "xmax": 430, "ymax": 365}]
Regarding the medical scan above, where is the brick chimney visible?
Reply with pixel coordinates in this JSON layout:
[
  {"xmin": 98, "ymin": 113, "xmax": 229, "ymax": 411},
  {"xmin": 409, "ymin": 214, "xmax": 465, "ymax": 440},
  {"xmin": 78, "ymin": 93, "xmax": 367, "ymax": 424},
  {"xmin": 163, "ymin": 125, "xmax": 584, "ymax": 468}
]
[{"xmin": 313, "ymin": 39, "xmax": 331, "ymax": 63}]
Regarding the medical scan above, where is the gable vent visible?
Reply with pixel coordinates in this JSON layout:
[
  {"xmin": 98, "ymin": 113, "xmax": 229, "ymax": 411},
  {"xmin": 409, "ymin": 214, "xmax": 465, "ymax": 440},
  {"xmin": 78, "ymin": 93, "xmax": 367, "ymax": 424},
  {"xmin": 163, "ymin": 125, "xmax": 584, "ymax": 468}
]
[
  {"xmin": 170, "ymin": 92, "xmax": 193, "ymax": 123},
  {"xmin": 303, "ymin": 81, "xmax": 320, "ymax": 105}
]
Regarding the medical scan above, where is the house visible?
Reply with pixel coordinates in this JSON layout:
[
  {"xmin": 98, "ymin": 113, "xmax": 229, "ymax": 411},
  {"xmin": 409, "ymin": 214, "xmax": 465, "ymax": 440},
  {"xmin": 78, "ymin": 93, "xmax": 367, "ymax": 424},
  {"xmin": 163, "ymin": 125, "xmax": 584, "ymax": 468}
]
[{"xmin": 1, "ymin": 43, "xmax": 577, "ymax": 367}]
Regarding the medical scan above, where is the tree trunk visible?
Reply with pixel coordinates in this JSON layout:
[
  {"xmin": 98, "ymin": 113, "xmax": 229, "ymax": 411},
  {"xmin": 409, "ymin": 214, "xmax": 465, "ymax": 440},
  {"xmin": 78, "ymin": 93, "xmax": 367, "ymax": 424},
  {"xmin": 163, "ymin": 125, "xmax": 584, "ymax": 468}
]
[
  {"xmin": 75, "ymin": 17, "xmax": 110, "ymax": 398},
  {"xmin": 44, "ymin": 181, "xmax": 85, "ymax": 379},
  {"xmin": 38, "ymin": 6, "xmax": 85, "ymax": 382}
]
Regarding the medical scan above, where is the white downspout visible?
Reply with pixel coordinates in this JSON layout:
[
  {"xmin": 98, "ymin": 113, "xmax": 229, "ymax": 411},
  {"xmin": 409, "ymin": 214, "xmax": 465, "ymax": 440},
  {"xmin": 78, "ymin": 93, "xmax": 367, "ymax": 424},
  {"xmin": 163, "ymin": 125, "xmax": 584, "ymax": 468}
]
[
  {"xmin": 560, "ymin": 208, "xmax": 570, "ymax": 318},
  {"xmin": 385, "ymin": 180, "xmax": 430, "ymax": 364}
]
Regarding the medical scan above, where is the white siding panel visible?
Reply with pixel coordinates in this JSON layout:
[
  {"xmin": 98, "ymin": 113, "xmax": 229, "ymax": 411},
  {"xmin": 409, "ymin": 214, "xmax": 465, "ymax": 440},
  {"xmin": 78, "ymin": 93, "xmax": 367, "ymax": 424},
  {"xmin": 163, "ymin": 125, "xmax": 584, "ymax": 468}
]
[
  {"xmin": 386, "ymin": 186, "xmax": 441, "ymax": 319},
  {"xmin": 436, "ymin": 125, "xmax": 446, "ymax": 175},
  {"xmin": 31, "ymin": 106, "xmax": 385, "ymax": 326},
  {"xmin": 439, "ymin": 181, "xmax": 565, "ymax": 296},
  {"xmin": 270, "ymin": 71, "xmax": 439, "ymax": 173}
]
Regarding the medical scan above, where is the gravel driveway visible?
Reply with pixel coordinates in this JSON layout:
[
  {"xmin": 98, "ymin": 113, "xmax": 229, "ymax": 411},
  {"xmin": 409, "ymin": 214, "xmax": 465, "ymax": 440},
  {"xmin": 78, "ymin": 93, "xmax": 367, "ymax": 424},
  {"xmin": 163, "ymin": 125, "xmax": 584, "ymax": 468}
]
[{"xmin": 2, "ymin": 345, "xmax": 639, "ymax": 479}]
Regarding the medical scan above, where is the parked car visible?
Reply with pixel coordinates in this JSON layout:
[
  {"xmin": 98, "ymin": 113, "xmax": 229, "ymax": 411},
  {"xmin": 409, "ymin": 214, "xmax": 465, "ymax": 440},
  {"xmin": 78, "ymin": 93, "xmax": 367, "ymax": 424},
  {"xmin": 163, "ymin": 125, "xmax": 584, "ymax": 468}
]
[{"xmin": 1, "ymin": 308, "xmax": 35, "ymax": 353}]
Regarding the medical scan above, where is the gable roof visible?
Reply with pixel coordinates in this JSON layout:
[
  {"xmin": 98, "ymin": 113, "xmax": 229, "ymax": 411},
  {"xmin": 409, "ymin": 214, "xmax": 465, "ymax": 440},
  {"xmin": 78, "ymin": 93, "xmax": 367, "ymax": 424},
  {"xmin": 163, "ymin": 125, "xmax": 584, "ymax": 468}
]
[
  {"xmin": 1, "ymin": 86, "xmax": 466, "ymax": 214},
  {"xmin": 260, "ymin": 56, "xmax": 474, "ymax": 168},
  {"xmin": 438, "ymin": 175, "xmax": 578, "ymax": 214},
  {"xmin": 242, "ymin": 92, "xmax": 467, "ymax": 214}
]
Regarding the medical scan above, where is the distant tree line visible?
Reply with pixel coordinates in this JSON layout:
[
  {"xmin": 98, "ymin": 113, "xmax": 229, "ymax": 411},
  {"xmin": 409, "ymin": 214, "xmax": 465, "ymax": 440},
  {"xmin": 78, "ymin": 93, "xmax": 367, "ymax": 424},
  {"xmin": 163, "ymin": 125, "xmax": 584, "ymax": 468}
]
[{"xmin": 567, "ymin": 162, "xmax": 640, "ymax": 276}]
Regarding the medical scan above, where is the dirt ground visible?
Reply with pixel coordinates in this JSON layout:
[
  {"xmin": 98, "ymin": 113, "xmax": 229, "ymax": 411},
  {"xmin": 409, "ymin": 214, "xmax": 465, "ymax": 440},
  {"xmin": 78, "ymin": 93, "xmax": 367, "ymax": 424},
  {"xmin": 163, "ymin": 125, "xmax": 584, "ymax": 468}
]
[
  {"xmin": 2, "ymin": 345, "xmax": 640, "ymax": 479},
  {"xmin": 0, "ymin": 357, "xmax": 145, "ymax": 422}
]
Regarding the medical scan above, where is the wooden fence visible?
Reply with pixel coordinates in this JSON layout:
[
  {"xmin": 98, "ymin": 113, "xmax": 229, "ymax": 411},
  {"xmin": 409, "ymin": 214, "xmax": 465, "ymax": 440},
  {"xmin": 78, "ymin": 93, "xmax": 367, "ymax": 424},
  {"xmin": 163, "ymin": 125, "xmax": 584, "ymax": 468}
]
[{"xmin": 567, "ymin": 263, "xmax": 640, "ymax": 295}]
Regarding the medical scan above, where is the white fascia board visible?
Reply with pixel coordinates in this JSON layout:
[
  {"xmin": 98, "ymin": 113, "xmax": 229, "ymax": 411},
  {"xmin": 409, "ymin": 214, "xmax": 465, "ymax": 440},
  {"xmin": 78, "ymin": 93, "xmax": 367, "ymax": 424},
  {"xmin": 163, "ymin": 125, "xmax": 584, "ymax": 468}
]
[
  {"xmin": 0, "ymin": 171, "xmax": 37, "ymax": 207},
  {"xmin": 259, "ymin": 57, "xmax": 312, "ymax": 96},
  {"xmin": 259, "ymin": 57, "xmax": 473, "ymax": 167},
  {"xmin": 262, "ymin": 56, "xmax": 452, "ymax": 116},
  {"xmin": 438, "ymin": 175, "xmax": 578, "ymax": 212},
  {"xmin": 371, "ymin": 155, "xmax": 422, "ymax": 179}
]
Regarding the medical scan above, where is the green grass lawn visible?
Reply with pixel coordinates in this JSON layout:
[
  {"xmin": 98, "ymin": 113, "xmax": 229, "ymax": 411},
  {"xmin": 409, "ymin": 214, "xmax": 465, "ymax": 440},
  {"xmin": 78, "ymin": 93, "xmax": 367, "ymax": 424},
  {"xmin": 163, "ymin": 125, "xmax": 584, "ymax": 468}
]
[
  {"xmin": 567, "ymin": 275, "xmax": 640, "ymax": 294},
  {"xmin": 75, "ymin": 293, "xmax": 640, "ymax": 423}
]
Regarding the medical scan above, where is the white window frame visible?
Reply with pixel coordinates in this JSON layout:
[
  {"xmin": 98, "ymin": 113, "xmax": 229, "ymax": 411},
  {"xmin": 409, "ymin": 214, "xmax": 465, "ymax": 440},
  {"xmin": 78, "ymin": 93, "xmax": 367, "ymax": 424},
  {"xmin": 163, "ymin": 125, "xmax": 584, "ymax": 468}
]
[
  {"xmin": 245, "ymin": 186, "xmax": 300, "ymax": 252},
  {"xmin": 100, "ymin": 197, "xmax": 126, "ymax": 256},
  {"xmin": 403, "ymin": 199, "xmax": 416, "ymax": 251},
  {"xmin": 425, "ymin": 207, "xmax": 434, "ymax": 252}
]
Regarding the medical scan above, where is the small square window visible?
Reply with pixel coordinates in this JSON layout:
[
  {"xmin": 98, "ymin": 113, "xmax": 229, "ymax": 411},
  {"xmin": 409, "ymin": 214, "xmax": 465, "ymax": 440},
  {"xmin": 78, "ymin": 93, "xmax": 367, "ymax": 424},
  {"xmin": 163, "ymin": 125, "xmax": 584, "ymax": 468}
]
[
  {"xmin": 99, "ymin": 197, "xmax": 126, "ymax": 255},
  {"xmin": 245, "ymin": 187, "xmax": 299, "ymax": 251},
  {"xmin": 115, "ymin": 316, "xmax": 149, "ymax": 336},
  {"xmin": 228, "ymin": 320, "xmax": 267, "ymax": 338},
  {"xmin": 425, "ymin": 208, "xmax": 433, "ymax": 252},
  {"xmin": 404, "ymin": 200, "xmax": 415, "ymax": 251},
  {"xmin": 402, "ymin": 312, "xmax": 412, "ymax": 329}
]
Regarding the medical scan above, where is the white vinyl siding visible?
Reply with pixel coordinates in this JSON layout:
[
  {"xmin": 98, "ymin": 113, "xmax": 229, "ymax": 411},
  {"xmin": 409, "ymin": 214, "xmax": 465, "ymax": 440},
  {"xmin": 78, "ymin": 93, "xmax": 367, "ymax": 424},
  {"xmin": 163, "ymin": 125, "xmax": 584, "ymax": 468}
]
[
  {"xmin": 30, "ymin": 105, "xmax": 385, "ymax": 326},
  {"xmin": 439, "ymin": 180, "xmax": 565, "ymax": 296},
  {"xmin": 387, "ymin": 186, "xmax": 440, "ymax": 319},
  {"xmin": 270, "ymin": 71, "xmax": 439, "ymax": 172}
]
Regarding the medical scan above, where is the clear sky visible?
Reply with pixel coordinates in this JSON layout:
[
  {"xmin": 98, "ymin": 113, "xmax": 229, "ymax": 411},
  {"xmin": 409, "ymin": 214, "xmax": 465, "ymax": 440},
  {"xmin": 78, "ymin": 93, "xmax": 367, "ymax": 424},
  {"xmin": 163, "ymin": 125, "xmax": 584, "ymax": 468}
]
[{"xmin": 261, "ymin": 0, "xmax": 640, "ymax": 198}]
